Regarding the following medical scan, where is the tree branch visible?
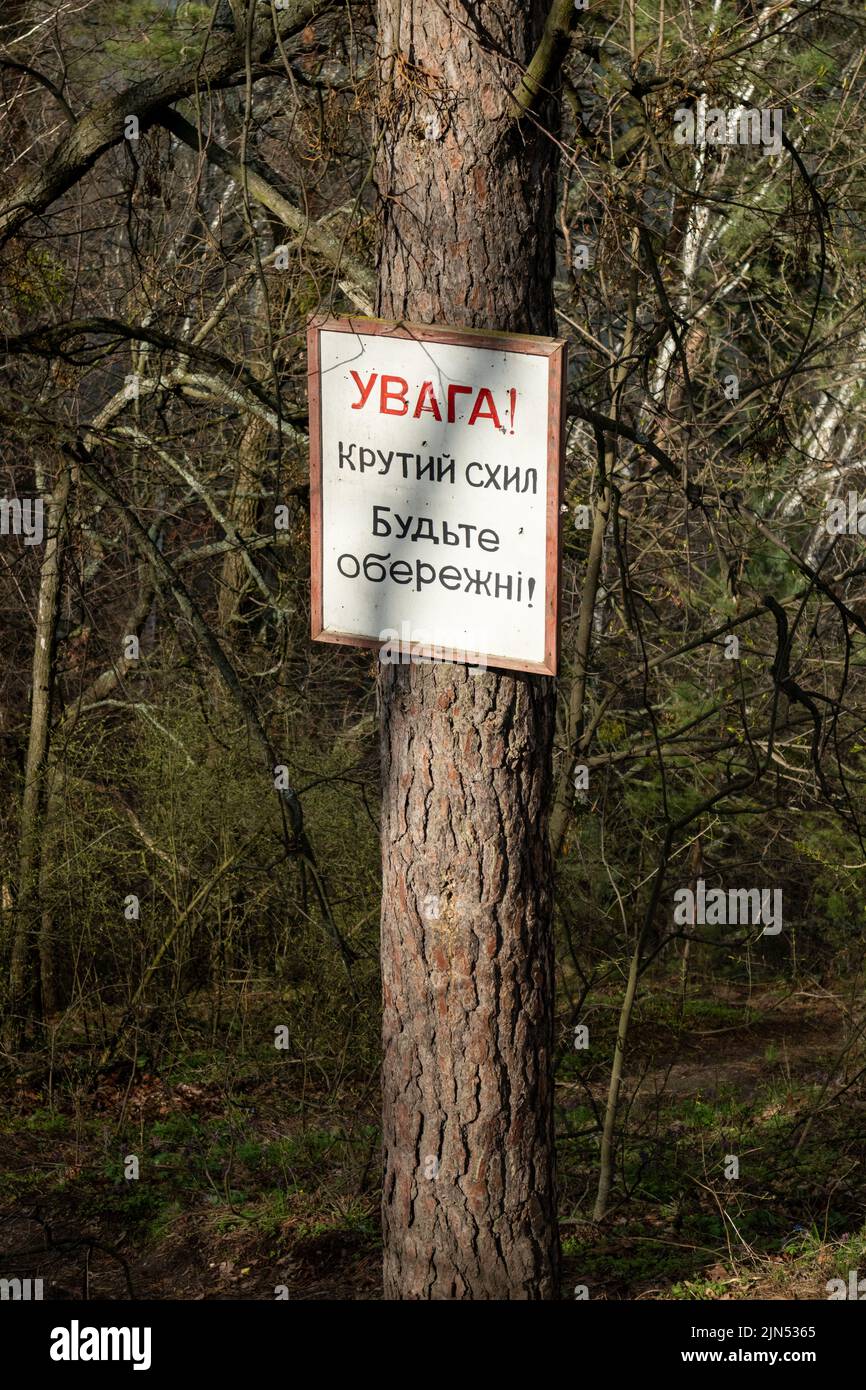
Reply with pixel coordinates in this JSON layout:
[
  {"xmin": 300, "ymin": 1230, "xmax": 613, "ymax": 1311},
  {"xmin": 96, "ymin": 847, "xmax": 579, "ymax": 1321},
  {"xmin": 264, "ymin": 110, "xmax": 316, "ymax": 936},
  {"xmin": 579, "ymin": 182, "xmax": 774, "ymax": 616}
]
[
  {"xmin": 0, "ymin": 0, "xmax": 335, "ymax": 244},
  {"xmin": 159, "ymin": 106, "xmax": 375, "ymax": 311},
  {"xmin": 508, "ymin": 0, "xmax": 577, "ymax": 120}
]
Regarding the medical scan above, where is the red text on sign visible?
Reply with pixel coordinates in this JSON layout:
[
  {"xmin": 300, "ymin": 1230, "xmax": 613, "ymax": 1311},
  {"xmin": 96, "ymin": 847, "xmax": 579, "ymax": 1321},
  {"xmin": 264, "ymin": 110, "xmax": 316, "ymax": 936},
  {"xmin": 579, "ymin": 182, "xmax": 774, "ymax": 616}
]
[{"xmin": 348, "ymin": 371, "xmax": 515, "ymax": 431}]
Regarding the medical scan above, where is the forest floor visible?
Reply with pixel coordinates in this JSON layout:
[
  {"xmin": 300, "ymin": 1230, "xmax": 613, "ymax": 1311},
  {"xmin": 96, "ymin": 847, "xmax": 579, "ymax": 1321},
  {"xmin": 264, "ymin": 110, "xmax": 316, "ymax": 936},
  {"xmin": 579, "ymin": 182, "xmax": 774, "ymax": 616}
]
[{"xmin": 0, "ymin": 977, "xmax": 863, "ymax": 1300}]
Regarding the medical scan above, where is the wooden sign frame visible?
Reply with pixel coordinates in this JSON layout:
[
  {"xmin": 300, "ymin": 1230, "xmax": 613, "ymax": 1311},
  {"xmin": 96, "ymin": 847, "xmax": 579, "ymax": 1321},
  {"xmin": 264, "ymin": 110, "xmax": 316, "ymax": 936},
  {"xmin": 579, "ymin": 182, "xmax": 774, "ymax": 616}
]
[{"xmin": 307, "ymin": 314, "xmax": 566, "ymax": 676}]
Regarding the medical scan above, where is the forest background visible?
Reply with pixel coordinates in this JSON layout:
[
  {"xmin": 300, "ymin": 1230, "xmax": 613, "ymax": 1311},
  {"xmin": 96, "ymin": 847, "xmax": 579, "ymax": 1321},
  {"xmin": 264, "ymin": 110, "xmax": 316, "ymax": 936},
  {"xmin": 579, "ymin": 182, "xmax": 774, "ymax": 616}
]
[{"xmin": 1, "ymin": 0, "xmax": 865, "ymax": 1300}]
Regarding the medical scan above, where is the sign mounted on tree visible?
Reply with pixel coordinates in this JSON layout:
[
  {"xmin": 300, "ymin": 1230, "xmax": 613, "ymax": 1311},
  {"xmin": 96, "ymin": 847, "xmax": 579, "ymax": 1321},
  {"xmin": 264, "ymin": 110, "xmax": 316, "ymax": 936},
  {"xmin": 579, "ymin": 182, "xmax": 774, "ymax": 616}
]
[{"xmin": 308, "ymin": 315, "xmax": 566, "ymax": 674}]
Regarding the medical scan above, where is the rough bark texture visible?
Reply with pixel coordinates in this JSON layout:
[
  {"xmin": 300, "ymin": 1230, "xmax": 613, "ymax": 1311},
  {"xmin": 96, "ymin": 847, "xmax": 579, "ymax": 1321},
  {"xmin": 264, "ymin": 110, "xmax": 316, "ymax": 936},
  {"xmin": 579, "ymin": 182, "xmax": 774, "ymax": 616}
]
[{"xmin": 376, "ymin": 0, "xmax": 561, "ymax": 1299}]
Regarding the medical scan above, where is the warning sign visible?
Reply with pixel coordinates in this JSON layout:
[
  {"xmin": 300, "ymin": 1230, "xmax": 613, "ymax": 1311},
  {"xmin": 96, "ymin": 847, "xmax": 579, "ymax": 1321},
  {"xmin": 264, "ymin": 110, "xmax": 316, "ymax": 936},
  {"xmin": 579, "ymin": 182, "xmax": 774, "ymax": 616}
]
[{"xmin": 308, "ymin": 315, "xmax": 565, "ymax": 674}]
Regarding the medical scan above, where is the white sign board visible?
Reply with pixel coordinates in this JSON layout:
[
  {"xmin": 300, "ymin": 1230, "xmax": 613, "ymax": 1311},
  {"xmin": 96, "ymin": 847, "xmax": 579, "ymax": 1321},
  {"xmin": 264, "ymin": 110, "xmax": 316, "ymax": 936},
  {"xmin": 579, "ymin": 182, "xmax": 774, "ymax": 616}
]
[{"xmin": 308, "ymin": 316, "xmax": 565, "ymax": 674}]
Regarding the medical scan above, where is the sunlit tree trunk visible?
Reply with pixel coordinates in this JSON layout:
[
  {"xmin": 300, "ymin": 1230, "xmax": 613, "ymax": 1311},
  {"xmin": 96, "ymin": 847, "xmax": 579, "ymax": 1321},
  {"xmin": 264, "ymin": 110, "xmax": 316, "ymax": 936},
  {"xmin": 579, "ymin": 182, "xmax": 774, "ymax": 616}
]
[
  {"xmin": 376, "ymin": 0, "xmax": 561, "ymax": 1299},
  {"xmin": 6, "ymin": 468, "xmax": 70, "ymax": 1046}
]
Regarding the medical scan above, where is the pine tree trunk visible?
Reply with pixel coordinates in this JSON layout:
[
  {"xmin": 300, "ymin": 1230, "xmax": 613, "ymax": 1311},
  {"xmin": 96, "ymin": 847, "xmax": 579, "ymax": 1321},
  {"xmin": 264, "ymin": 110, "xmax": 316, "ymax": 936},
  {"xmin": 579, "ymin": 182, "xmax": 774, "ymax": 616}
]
[{"xmin": 375, "ymin": 0, "xmax": 561, "ymax": 1299}]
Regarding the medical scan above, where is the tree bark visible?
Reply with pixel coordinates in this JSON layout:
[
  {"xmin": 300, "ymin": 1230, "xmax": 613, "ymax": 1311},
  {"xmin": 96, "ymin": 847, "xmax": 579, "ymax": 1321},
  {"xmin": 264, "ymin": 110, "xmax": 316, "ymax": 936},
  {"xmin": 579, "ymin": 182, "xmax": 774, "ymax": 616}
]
[
  {"xmin": 376, "ymin": 0, "xmax": 561, "ymax": 1299},
  {"xmin": 6, "ymin": 467, "xmax": 70, "ymax": 1046}
]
